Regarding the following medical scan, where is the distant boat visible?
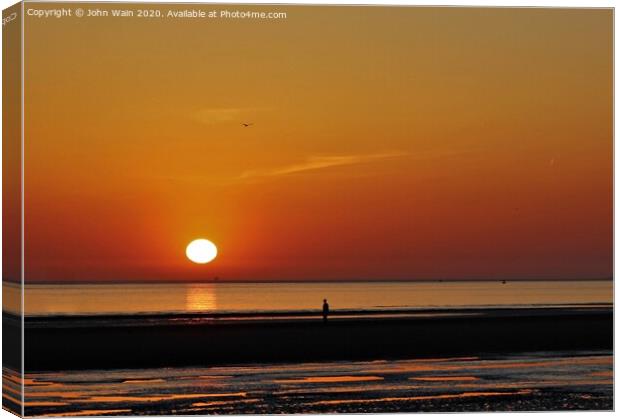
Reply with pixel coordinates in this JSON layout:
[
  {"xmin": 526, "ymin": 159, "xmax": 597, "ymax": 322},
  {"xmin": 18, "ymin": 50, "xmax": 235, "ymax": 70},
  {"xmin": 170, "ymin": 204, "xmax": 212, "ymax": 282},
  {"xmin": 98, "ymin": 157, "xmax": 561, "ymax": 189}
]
[{"xmin": 502, "ymin": 280, "xmax": 506, "ymax": 284}]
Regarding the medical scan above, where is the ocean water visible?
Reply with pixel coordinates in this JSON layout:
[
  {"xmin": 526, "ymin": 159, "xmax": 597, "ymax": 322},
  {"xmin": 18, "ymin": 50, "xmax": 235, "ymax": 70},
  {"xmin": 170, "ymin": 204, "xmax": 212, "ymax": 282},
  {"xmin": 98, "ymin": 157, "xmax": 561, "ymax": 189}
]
[
  {"xmin": 6, "ymin": 351, "xmax": 612, "ymax": 416},
  {"xmin": 4, "ymin": 280, "xmax": 613, "ymax": 316}
]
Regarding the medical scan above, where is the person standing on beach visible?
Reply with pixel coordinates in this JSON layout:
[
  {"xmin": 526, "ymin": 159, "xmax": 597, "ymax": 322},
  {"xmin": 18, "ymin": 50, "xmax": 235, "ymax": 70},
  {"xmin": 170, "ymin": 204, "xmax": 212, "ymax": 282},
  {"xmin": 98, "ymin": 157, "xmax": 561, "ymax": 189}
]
[{"xmin": 322, "ymin": 299, "xmax": 329, "ymax": 323}]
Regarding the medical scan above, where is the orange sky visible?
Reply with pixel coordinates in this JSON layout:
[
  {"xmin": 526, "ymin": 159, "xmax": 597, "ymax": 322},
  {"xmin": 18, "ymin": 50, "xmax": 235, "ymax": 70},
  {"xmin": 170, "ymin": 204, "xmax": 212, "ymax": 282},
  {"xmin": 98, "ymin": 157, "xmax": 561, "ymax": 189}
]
[{"xmin": 21, "ymin": 5, "xmax": 612, "ymax": 282}]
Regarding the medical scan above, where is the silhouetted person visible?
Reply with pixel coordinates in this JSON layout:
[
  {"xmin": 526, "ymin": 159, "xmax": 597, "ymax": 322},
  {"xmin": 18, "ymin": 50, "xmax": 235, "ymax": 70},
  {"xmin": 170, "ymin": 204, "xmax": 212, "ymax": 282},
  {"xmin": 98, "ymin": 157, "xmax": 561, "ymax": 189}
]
[{"xmin": 322, "ymin": 299, "xmax": 329, "ymax": 324}]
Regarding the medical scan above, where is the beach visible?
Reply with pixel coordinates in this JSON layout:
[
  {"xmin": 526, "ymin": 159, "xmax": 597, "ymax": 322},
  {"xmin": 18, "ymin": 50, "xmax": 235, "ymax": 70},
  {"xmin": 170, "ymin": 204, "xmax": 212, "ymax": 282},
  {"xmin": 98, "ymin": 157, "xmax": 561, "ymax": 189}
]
[
  {"xmin": 4, "ymin": 342, "xmax": 613, "ymax": 415},
  {"xmin": 4, "ymin": 282, "xmax": 613, "ymax": 414},
  {"xmin": 10, "ymin": 305, "xmax": 612, "ymax": 371}
]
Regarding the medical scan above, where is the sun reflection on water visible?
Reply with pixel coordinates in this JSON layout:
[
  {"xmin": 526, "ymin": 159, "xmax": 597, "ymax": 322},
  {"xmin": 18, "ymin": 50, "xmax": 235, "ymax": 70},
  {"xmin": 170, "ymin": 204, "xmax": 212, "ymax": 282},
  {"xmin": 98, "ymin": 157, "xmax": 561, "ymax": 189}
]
[{"xmin": 185, "ymin": 284, "xmax": 217, "ymax": 312}]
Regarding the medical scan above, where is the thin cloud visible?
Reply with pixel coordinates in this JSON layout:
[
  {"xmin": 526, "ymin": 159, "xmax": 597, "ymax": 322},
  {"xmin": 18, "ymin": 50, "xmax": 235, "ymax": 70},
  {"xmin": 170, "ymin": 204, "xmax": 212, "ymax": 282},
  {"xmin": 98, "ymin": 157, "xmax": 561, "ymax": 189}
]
[
  {"xmin": 239, "ymin": 151, "xmax": 408, "ymax": 180},
  {"xmin": 192, "ymin": 107, "xmax": 271, "ymax": 125}
]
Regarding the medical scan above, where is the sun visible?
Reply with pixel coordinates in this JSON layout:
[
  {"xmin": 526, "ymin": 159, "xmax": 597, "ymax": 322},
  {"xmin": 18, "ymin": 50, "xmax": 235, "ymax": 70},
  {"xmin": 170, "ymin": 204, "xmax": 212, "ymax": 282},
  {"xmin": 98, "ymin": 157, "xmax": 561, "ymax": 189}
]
[{"xmin": 186, "ymin": 239, "xmax": 218, "ymax": 264}]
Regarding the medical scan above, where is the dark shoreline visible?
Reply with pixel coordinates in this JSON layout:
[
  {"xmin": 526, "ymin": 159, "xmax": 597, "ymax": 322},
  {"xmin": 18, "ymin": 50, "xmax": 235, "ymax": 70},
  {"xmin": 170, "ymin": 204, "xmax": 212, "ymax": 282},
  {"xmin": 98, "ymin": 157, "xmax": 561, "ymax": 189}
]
[
  {"xmin": 5, "ymin": 306, "xmax": 613, "ymax": 372},
  {"xmin": 15, "ymin": 303, "xmax": 613, "ymax": 322}
]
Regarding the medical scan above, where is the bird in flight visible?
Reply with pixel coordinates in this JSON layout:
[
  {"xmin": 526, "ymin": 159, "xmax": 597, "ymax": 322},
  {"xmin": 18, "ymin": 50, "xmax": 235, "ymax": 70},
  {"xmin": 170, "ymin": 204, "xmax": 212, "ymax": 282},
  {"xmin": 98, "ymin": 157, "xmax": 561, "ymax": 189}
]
[{"xmin": 241, "ymin": 123, "xmax": 254, "ymax": 127}]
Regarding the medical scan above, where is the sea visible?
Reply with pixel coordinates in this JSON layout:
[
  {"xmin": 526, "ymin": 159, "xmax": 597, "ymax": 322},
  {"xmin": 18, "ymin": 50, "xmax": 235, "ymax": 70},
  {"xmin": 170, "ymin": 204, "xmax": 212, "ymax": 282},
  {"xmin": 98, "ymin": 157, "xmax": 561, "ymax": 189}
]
[{"xmin": 3, "ymin": 279, "xmax": 613, "ymax": 316}]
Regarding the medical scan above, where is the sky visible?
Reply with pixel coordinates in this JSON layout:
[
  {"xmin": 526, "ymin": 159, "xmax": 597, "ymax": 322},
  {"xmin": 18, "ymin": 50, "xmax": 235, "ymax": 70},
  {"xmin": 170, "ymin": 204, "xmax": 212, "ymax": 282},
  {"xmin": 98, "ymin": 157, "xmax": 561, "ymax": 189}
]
[{"xmin": 20, "ymin": 5, "xmax": 612, "ymax": 282}]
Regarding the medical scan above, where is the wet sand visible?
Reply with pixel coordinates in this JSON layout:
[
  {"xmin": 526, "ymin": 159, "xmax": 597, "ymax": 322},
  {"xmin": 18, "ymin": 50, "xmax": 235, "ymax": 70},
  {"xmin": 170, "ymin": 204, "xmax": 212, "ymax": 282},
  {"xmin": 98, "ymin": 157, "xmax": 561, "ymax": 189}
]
[
  {"xmin": 7, "ymin": 305, "xmax": 611, "ymax": 372},
  {"xmin": 7, "ymin": 351, "xmax": 613, "ymax": 415}
]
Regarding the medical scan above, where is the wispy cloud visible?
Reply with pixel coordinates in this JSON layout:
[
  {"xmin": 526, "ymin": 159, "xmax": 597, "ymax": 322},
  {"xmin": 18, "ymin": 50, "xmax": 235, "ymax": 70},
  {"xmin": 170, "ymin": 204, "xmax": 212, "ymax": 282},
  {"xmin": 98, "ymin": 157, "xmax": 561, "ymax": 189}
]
[
  {"xmin": 239, "ymin": 151, "xmax": 408, "ymax": 181},
  {"xmin": 192, "ymin": 107, "xmax": 270, "ymax": 125}
]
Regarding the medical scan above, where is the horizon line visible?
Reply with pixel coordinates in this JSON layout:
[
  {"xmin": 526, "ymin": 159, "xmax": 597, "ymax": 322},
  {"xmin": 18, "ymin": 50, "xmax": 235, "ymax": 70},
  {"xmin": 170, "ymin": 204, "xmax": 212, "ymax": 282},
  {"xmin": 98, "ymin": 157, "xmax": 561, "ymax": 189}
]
[{"xmin": 4, "ymin": 277, "xmax": 614, "ymax": 286}]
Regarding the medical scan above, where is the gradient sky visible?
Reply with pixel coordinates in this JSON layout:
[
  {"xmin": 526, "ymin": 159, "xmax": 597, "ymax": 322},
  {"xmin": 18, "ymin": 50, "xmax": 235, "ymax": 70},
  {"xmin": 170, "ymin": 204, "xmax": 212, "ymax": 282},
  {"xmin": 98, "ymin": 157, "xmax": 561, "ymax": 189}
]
[{"xmin": 21, "ymin": 5, "xmax": 612, "ymax": 282}]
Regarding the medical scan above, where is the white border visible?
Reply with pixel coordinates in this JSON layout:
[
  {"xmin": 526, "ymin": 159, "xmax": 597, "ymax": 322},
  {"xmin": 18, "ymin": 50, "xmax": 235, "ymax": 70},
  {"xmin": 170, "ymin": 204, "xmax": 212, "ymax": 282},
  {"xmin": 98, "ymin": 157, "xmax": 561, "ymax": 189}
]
[{"xmin": 0, "ymin": 1, "xmax": 616, "ymax": 419}]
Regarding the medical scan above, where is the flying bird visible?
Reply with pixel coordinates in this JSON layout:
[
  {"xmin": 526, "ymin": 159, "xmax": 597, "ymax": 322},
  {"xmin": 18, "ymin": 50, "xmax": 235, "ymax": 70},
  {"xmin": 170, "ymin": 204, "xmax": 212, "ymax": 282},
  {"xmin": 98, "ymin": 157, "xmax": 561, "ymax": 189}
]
[{"xmin": 241, "ymin": 123, "xmax": 254, "ymax": 127}]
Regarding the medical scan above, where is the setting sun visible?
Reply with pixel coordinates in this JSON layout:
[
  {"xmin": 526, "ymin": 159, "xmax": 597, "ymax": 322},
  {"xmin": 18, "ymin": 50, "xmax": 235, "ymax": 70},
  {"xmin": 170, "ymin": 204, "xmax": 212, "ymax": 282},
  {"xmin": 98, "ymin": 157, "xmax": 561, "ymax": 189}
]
[{"xmin": 186, "ymin": 239, "xmax": 218, "ymax": 264}]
